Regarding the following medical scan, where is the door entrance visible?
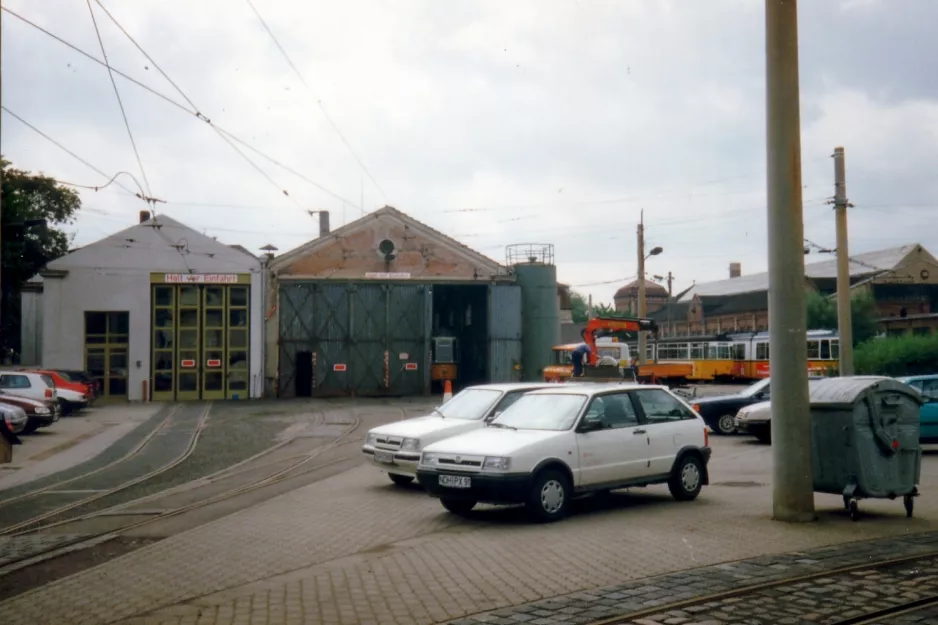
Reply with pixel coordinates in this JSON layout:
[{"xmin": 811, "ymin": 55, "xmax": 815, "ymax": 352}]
[
  {"xmin": 150, "ymin": 284, "xmax": 250, "ymax": 401},
  {"xmin": 84, "ymin": 311, "xmax": 130, "ymax": 399}
]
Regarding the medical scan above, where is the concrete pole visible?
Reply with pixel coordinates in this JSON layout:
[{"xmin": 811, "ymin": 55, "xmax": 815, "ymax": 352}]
[
  {"xmin": 637, "ymin": 214, "xmax": 647, "ymax": 364},
  {"xmin": 587, "ymin": 294, "xmax": 593, "ymax": 320},
  {"xmin": 765, "ymin": 0, "xmax": 815, "ymax": 522},
  {"xmin": 667, "ymin": 271, "xmax": 673, "ymax": 337},
  {"xmin": 833, "ymin": 147, "xmax": 854, "ymax": 375}
]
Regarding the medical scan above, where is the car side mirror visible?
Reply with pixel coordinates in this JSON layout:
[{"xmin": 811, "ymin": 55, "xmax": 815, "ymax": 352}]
[{"xmin": 579, "ymin": 416, "xmax": 602, "ymax": 433}]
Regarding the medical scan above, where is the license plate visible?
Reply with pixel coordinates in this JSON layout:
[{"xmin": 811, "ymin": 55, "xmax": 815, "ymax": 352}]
[
  {"xmin": 438, "ymin": 474, "xmax": 471, "ymax": 489},
  {"xmin": 374, "ymin": 451, "xmax": 394, "ymax": 464}
]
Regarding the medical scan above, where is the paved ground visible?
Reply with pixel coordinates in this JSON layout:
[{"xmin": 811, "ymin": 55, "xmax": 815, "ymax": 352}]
[
  {"xmin": 0, "ymin": 402, "xmax": 160, "ymax": 490},
  {"xmin": 1, "ymin": 387, "xmax": 935, "ymax": 625}
]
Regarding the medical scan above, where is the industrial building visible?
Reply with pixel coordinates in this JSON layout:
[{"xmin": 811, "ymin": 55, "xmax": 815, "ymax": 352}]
[
  {"xmin": 645, "ymin": 243, "xmax": 938, "ymax": 337},
  {"xmin": 265, "ymin": 206, "xmax": 561, "ymax": 398},
  {"xmin": 20, "ymin": 212, "xmax": 265, "ymax": 401}
]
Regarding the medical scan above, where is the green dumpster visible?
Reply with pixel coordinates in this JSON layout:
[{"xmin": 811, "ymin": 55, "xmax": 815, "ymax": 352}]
[{"xmin": 809, "ymin": 375, "xmax": 923, "ymax": 521}]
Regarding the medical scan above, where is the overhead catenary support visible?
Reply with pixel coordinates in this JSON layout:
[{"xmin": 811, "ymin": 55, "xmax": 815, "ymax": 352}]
[
  {"xmin": 833, "ymin": 146, "xmax": 854, "ymax": 375},
  {"xmin": 765, "ymin": 0, "xmax": 815, "ymax": 522},
  {"xmin": 637, "ymin": 212, "xmax": 647, "ymax": 365}
]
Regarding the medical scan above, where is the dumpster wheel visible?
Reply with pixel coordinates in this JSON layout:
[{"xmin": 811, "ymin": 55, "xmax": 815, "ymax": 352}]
[
  {"xmin": 904, "ymin": 494, "xmax": 914, "ymax": 518},
  {"xmin": 849, "ymin": 499, "xmax": 859, "ymax": 522}
]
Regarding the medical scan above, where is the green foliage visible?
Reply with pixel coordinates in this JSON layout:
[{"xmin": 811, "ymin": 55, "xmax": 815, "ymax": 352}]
[
  {"xmin": 804, "ymin": 290, "xmax": 879, "ymax": 346},
  {"xmin": 1, "ymin": 157, "xmax": 81, "ymax": 356},
  {"xmin": 569, "ymin": 291, "xmax": 589, "ymax": 323},
  {"xmin": 855, "ymin": 334, "xmax": 938, "ymax": 377}
]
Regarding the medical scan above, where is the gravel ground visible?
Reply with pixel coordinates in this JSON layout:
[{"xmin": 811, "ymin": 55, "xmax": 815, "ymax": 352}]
[{"xmin": 0, "ymin": 403, "xmax": 176, "ymax": 501}]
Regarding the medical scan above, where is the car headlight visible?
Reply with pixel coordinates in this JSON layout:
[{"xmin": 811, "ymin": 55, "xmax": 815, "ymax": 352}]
[
  {"xmin": 421, "ymin": 452, "xmax": 441, "ymax": 466},
  {"xmin": 365, "ymin": 433, "xmax": 378, "ymax": 447},
  {"xmin": 400, "ymin": 438, "xmax": 420, "ymax": 452},
  {"xmin": 483, "ymin": 456, "xmax": 511, "ymax": 471},
  {"xmin": 35, "ymin": 406, "xmax": 50, "ymax": 415}
]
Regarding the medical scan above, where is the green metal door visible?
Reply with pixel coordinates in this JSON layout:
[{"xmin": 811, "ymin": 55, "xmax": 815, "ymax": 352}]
[
  {"xmin": 202, "ymin": 286, "xmax": 227, "ymax": 400},
  {"xmin": 226, "ymin": 286, "xmax": 250, "ymax": 399},
  {"xmin": 152, "ymin": 286, "xmax": 176, "ymax": 401},
  {"xmin": 176, "ymin": 285, "xmax": 201, "ymax": 401}
]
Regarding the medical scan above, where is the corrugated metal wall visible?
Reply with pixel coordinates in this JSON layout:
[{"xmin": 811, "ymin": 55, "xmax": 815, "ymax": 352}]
[
  {"xmin": 278, "ymin": 281, "xmax": 429, "ymax": 397},
  {"xmin": 19, "ymin": 291, "xmax": 43, "ymax": 366},
  {"xmin": 488, "ymin": 284, "xmax": 523, "ymax": 382}
]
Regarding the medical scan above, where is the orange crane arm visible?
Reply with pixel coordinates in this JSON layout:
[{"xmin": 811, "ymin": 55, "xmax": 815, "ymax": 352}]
[{"xmin": 582, "ymin": 316, "xmax": 659, "ymax": 366}]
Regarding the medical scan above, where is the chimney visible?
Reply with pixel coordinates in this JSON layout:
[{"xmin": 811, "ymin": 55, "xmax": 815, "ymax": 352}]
[
  {"xmin": 139, "ymin": 210, "xmax": 151, "ymax": 224},
  {"xmin": 319, "ymin": 210, "xmax": 330, "ymax": 237},
  {"xmin": 729, "ymin": 262, "xmax": 741, "ymax": 279}
]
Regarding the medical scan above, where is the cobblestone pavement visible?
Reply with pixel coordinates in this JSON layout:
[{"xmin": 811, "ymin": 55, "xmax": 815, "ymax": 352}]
[
  {"xmin": 0, "ymin": 534, "xmax": 86, "ymax": 567},
  {"xmin": 3, "ymin": 419, "xmax": 938, "ymax": 624}
]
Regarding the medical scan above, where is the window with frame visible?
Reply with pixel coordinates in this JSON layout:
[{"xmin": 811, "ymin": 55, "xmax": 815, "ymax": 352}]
[
  {"xmin": 632, "ymin": 389, "xmax": 695, "ymax": 423},
  {"xmin": 583, "ymin": 393, "xmax": 639, "ymax": 429},
  {"xmin": 820, "ymin": 340, "xmax": 831, "ymax": 360},
  {"xmin": 921, "ymin": 379, "xmax": 938, "ymax": 401},
  {"xmin": 0, "ymin": 374, "xmax": 31, "ymax": 389},
  {"xmin": 806, "ymin": 341, "xmax": 820, "ymax": 359},
  {"xmin": 756, "ymin": 342, "xmax": 770, "ymax": 360},
  {"xmin": 732, "ymin": 343, "xmax": 747, "ymax": 360},
  {"xmin": 830, "ymin": 339, "xmax": 840, "ymax": 359},
  {"xmin": 690, "ymin": 343, "xmax": 705, "ymax": 359}
]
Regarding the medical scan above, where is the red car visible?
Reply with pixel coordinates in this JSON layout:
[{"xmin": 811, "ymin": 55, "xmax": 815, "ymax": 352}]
[{"xmin": 25, "ymin": 369, "xmax": 94, "ymax": 414}]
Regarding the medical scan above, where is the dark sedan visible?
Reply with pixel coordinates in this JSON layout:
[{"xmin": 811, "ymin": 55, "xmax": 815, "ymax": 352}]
[
  {"xmin": 691, "ymin": 379, "xmax": 772, "ymax": 435},
  {"xmin": 0, "ymin": 390, "xmax": 59, "ymax": 433},
  {"xmin": 691, "ymin": 376, "xmax": 823, "ymax": 435}
]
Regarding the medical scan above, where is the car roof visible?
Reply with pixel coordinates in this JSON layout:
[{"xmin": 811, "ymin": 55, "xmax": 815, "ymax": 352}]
[
  {"xmin": 524, "ymin": 383, "xmax": 668, "ymax": 397},
  {"xmin": 463, "ymin": 382, "xmax": 556, "ymax": 392},
  {"xmin": 897, "ymin": 374, "xmax": 938, "ymax": 381}
]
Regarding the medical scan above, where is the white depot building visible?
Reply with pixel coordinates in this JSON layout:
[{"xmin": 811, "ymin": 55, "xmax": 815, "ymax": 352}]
[{"xmin": 22, "ymin": 211, "xmax": 265, "ymax": 401}]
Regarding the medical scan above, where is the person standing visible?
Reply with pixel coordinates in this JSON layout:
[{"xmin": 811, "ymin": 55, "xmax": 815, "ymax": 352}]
[{"xmin": 572, "ymin": 343, "xmax": 592, "ymax": 377}]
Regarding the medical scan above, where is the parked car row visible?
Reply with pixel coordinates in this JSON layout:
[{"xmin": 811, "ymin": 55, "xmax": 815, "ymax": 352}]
[
  {"xmin": 691, "ymin": 373, "xmax": 938, "ymax": 445},
  {"xmin": 0, "ymin": 368, "xmax": 97, "ymax": 435},
  {"xmin": 363, "ymin": 381, "xmax": 712, "ymax": 522}
]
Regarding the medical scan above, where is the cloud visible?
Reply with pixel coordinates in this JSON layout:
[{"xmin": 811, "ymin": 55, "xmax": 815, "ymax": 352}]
[{"xmin": 1, "ymin": 0, "xmax": 936, "ymax": 309}]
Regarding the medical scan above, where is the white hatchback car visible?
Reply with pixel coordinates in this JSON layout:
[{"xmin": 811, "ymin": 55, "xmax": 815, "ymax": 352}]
[
  {"xmin": 362, "ymin": 382, "xmax": 555, "ymax": 486},
  {"xmin": 417, "ymin": 384, "xmax": 712, "ymax": 522},
  {"xmin": 0, "ymin": 371, "xmax": 58, "ymax": 404}
]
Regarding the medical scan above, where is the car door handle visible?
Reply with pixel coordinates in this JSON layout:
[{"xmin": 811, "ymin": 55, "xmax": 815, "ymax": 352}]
[{"xmin": 633, "ymin": 429, "xmax": 646, "ymax": 435}]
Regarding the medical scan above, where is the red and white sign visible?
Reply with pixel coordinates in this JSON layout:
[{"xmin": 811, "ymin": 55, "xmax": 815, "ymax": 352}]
[
  {"xmin": 207, "ymin": 359, "xmax": 221, "ymax": 367},
  {"xmin": 405, "ymin": 362, "xmax": 418, "ymax": 371},
  {"xmin": 333, "ymin": 364, "xmax": 348, "ymax": 372},
  {"xmin": 164, "ymin": 273, "xmax": 239, "ymax": 284},
  {"xmin": 181, "ymin": 359, "xmax": 196, "ymax": 368}
]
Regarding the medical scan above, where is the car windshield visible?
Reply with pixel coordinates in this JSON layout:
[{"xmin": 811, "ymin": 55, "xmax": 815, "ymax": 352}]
[
  {"xmin": 56, "ymin": 371, "xmax": 77, "ymax": 382},
  {"xmin": 436, "ymin": 388, "xmax": 502, "ymax": 420},
  {"xmin": 739, "ymin": 378, "xmax": 769, "ymax": 397},
  {"xmin": 491, "ymin": 393, "xmax": 587, "ymax": 431}
]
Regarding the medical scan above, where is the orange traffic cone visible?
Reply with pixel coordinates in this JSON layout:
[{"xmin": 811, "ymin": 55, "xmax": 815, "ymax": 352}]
[{"xmin": 443, "ymin": 379, "xmax": 453, "ymax": 403}]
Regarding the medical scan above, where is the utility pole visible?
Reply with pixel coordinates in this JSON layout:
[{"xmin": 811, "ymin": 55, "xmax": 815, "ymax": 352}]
[
  {"xmin": 766, "ymin": 0, "xmax": 815, "ymax": 522},
  {"xmin": 637, "ymin": 210, "xmax": 647, "ymax": 364},
  {"xmin": 833, "ymin": 146, "xmax": 854, "ymax": 375},
  {"xmin": 587, "ymin": 294, "xmax": 593, "ymax": 320},
  {"xmin": 666, "ymin": 271, "xmax": 674, "ymax": 337}
]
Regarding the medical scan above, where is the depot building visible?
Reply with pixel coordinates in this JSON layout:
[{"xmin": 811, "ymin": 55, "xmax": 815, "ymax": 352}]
[
  {"xmin": 265, "ymin": 205, "xmax": 562, "ymax": 398},
  {"xmin": 21, "ymin": 210, "xmax": 265, "ymax": 402}
]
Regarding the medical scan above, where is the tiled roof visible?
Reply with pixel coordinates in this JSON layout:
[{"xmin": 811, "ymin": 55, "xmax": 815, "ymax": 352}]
[
  {"xmin": 614, "ymin": 278, "xmax": 668, "ymax": 299},
  {"xmin": 677, "ymin": 244, "xmax": 922, "ymax": 302}
]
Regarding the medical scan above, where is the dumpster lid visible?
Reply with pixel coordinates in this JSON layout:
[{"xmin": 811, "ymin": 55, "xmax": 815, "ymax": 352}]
[{"xmin": 808, "ymin": 376, "xmax": 923, "ymax": 408}]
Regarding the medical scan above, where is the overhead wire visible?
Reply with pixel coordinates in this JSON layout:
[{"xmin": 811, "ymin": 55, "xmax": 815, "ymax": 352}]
[
  {"xmin": 244, "ymin": 0, "xmax": 388, "ymax": 203},
  {"xmin": 2, "ymin": 5, "xmax": 359, "ymax": 211},
  {"xmin": 84, "ymin": 0, "xmax": 153, "ymax": 200}
]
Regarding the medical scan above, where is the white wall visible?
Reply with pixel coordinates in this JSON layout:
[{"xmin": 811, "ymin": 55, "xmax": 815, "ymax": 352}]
[
  {"xmin": 42, "ymin": 267, "xmax": 264, "ymax": 401},
  {"xmin": 19, "ymin": 290, "xmax": 43, "ymax": 366}
]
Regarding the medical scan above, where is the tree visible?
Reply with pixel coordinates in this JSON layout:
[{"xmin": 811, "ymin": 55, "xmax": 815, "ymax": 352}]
[
  {"xmin": 805, "ymin": 289, "xmax": 879, "ymax": 347},
  {"xmin": 1, "ymin": 157, "xmax": 81, "ymax": 358},
  {"xmin": 569, "ymin": 290, "xmax": 589, "ymax": 323}
]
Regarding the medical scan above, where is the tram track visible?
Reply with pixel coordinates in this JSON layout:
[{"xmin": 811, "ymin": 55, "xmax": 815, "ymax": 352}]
[
  {"xmin": 0, "ymin": 404, "xmax": 183, "ymax": 508},
  {"xmin": 0, "ymin": 408, "xmax": 367, "ymax": 577},
  {"xmin": 0, "ymin": 403, "xmax": 212, "ymax": 536},
  {"xmin": 587, "ymin": 549, "xmax": 938, "ymax": 625}
]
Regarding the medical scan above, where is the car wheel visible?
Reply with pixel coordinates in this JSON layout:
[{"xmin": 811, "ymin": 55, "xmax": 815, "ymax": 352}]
[
  {"xmin": 527, "ymin": 469, "xmax": 572, "ymax": 523},
  {"xmin": 388, "ymin": 474, "xmax": 414, "ymax": 487},
  {"xmin": 715, "ymin": 414, "xmax": 737, "ymax": 435},
  {"xmin": 668, "ymin": 454, "xmax": 704, "ymax": 501},
  {"xmin": 440, "ymin": 498, "xmax": 476, "ymax": 516}
]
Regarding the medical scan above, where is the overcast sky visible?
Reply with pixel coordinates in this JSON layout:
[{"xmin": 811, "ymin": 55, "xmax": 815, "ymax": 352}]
[{"xmin": 3, "ymin": 0, "xmax": 937, "ymax": 305}]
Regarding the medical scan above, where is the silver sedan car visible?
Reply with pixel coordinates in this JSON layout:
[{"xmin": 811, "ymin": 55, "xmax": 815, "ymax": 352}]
[{"xmin": 0, "ymin": 402, "xmax": 28, "ymax": 435}]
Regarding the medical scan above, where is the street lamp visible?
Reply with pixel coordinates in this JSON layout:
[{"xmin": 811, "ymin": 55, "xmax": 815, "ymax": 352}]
[
  {"xmin": 647, "ymin": 246, "xmax": 663, "ymax": 259},
  {"xmin": 637, "ymin": 234, "xmax": 663, "ymax": 364}
]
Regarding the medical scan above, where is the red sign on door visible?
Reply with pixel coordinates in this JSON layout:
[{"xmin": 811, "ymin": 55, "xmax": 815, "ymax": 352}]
[
  {"xmin": 207, "ymin": 359, "xmax": 221, "ymax": 367},
  {"xmin": 333, "ymin": 364, "xmax": 348, "ymax": 372},
  {"xmin": 181, "ymin": 359, "xmax": 196, "ymax": 368},
  {"xmin": 405, "ymin": 363, "xmax": 418, "ymax": 371}
]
